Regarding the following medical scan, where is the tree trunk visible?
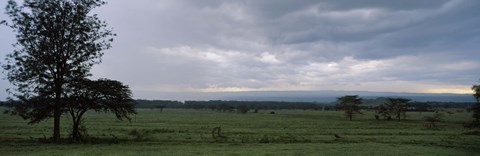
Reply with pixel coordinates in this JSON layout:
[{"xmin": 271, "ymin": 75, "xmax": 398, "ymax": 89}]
[
  {"xmin": 71, "ymin": 110, "xmax": 87, "ymax": 142},
  {"xmin": 72, "ymin": 116, "xmax": 79, "ymax": 142},
  {"xmin": 53, "ymin": 78, "xmax": 63, "ymax": 143},
  {"xmin": 53, "ymin": 106, "xmax": 61, "ymax": 142}
]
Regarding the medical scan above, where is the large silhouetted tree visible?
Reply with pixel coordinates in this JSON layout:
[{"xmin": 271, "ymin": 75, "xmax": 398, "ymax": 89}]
[
  {"xmin": 337, "ymin": 95, "xmax": 363, "ymax": 121},
  {"xmin": 2, "ymin": 0, "xmax": 114, "ymax": 142},
  {"xmin": 65, "ymin": 78, "xmax": 135, "ymax": 141}
]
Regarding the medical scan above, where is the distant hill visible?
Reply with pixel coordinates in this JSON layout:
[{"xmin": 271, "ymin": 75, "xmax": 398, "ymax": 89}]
[{"xmin": 141, "ymin": 90, "xmax": 476, "ymax": 103}]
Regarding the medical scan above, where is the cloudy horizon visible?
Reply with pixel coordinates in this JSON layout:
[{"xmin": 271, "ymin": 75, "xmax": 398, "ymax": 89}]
[{"xmin": 1, "ymin": 0, "xmax": 479, "ymax": 100}]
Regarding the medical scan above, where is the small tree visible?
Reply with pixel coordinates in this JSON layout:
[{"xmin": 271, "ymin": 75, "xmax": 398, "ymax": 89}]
[
  {"xmin": 337, "ymin": 95, "xmax": 363, "ymax": 121},
  {"xmin": 424, "ymin": 112, "xmax": 443, "ymax": 128},
  {"xmin": 464, "ymin": 80, "xmax": 480, "ymax": 128},
  {"xmin": 472, "ymin": 81, "xmax": 480, "ymax": 122},
  {"xmin": 237, "ymin": 105, "xmax": 251, "ymax": 114},
  {"xmin": 376, "ymin": 104, "xmax": 392, "ymax": 120},
  {"xmin": 384, "ymin": 97, "xmax": 411, "ymax": 120},
  {"xmin": 65, "ymin": 78, "xmax": 136, "ymax": 141}
]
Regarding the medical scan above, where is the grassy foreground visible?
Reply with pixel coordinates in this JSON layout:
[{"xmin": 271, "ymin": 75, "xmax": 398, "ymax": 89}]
[{"xmin": 0, "ymin": 108, "xmax": 479, "ymax": 155}]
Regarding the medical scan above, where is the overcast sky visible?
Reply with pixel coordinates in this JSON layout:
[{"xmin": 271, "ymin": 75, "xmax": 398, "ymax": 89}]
[{"xmin": 1, "ymin": 0, "xmax": 479, "ymax": 100}]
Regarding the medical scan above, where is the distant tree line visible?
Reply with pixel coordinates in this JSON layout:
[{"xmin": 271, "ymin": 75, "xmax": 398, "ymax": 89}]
[
  {"xmin": 135, "ymin": 100, "xmax": 184, "ymax": 109},
  {"xmin": 3, "ymin": 99, "xmax": 475, "ymax": 111},
  {"xmin": 184, "ymin": 100, "xmax": 325, "ymax": 111},
  {"xmin": 130, "ymin": 99, "xmax": 477, "ymax": 111},
  {"xmin": 408, "ymin": 101, "xmax": 476, "ymax": 111},
  {"xmin": 134, "ymin": 100, "xmax": 329, "ymax": 111}
]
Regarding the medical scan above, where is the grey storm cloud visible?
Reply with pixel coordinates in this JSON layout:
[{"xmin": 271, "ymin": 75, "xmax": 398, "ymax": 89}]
[{"xmin": 1, "ymin": 0, "xmax": 479, "ymax": 99}]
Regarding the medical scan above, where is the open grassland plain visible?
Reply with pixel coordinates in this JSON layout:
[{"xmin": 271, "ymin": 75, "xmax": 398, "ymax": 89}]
[{"xmin": 0, "ymin": 108, "xmax": 479, "ymax": 155}]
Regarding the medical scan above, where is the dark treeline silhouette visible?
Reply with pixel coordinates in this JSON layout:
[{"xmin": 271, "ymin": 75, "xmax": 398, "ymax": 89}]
[
  {"xmin": 135, "ymin": 100, "xmax": 184, "ymax": 108},
  {"xmin": 185, "ymin": 100, "xmax": 325, "ymax": 111},
  {"xmin": 131, "ymin": 99, "xmax": 476, "ymax": 111},
  {"xmin": 409, "ymin": 101, "xmax": 476, "ymax": 110},
  {"xmin": 2, "ymin": 99, "xmax": 475, "ymax": 111},
  {"xmin": 135, "ymin": 100, "xmax": 329, "ymax": 110}
]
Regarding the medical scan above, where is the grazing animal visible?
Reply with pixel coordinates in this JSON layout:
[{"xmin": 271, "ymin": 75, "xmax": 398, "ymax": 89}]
[
  {"xmin": 156, "ymin": 105, "xmax": 166, "ymax": 112},
  {"xmin": 270, "ymin": 111, "xmax": 275, "ymax": 114},
  {"xmin": 334, "ymin": 134, "xmax": 343, "ymax": 139},
  {"xmin": 212, "ymin": 127, "xmax": 226, "ymax": 139},
  {"xmin": 424, "ymin": 121, "xmax": 435, "ymax": 128}
]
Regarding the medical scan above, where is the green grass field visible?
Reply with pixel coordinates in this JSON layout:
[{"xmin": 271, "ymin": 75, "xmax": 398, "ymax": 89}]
[{"xmin": 1, "ymin": 108, "xmax": 479, "ymax": 155}]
